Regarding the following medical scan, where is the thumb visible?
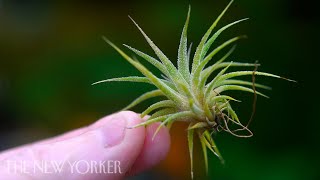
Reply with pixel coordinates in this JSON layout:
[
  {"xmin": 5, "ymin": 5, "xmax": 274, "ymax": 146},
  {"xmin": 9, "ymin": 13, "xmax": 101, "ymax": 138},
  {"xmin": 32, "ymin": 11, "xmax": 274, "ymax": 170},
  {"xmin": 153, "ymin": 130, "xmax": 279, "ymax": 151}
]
[{"xmin": 0, "ymin": 111, "xmax": 170, "ymax": 180}]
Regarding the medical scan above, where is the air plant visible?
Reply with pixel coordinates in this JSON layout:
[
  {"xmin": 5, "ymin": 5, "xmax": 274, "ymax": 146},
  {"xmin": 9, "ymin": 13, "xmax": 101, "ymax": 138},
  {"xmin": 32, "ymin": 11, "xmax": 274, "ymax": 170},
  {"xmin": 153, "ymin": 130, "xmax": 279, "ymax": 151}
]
[{"xmin": 93, "ymin": 0, "xmax": 294, "ymax": 178}]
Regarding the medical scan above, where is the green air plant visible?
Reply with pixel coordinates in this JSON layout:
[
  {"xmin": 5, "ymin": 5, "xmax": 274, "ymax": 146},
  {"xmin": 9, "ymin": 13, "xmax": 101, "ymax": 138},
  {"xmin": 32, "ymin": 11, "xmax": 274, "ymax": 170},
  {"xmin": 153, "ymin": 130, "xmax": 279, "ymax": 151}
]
[{"xmin": 93, "ymin": 0, "xmax": 294, "ymax": 178}]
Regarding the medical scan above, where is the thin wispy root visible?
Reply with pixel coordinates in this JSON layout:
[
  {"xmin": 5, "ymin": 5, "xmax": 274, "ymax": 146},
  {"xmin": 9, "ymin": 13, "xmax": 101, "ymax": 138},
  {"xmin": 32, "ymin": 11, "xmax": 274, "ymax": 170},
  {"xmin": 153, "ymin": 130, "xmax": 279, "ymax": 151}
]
[{"xmin": 93, "ymin": 0, "xmax": 295, "ymax": 179}]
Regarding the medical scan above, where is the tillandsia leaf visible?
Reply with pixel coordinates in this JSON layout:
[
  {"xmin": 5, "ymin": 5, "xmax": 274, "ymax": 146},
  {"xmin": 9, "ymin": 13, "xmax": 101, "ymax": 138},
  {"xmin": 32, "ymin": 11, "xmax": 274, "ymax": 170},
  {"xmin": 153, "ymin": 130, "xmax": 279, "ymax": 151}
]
[
  {"xmin": 92, "ymin": 76, "xmax": 150, "ymax": 85},
  {"xmin": 211, "ymin": 95, "xmax": 241, "ymax": 103},
  {"xmin": 141, "ymin": 100, "xmax": 176, "ymax": 118},
  {"xmin": 216, "ymin": 79, "xmax": 272, "ymax": 90},
  {"xmin": 218, "ymin": 106, "xmax": 228, "ymax": 113},
  {"xmin": 191, "ymin": 0, "xmax": 234, "ymax": 73},
  {"xmin": 216, "ymin": 100, "xmax": 231, "ymax": 111},
  {"xmin": 152, "ymin": 111, "xmax": 195, "ymax": 140},
  {"xmin": 178, "ymin": 6, "xmax": 191, "ymax": 81},
  {"xmin": 226, "ymin": 104, "xmax": 240, "ymax": 122},
  {"xmin": 188, "ymin": 122, "xmax": 208, "ymax": 130},
  {"xmin": 150, "ymin": 108, "xmax": 177, "ymax": 119},
  {"xmin": 187, "ymin": 43, "xmax": 193, "ymax": 69},
  {"xmin": 205, "ymin": 62, "xmax": 234, "ymax": 97},
  {"xmin": 123, "ymin": 44, "xmax": 170, "ymax": 77},
  {"xmin": 210, "ymin": 85, "xmax": 269, "ymax": 99},
  {"xmin": 187, "ymin": 127, "xmax": 194, "ymax": 179},
  {"xmin": 221, "ymin": 95, "xmax": 233, "ymax": 110},
  {"xmin": 139, "ymin": 111, "xmax": 194, "ymax": 140},
  {"xmin": 202, "ymin": 45, "xmax": 236, "ymax": 72},
  {"xmin": 128, "ymin": 16, "xmax": 191, "ymax": 94},
  {"xmin": 178, "ymin": 81, "xmax": 202, "ymax": 107},
  {"xmin": 202, "ymin": 133, "xmax": 220, "ymax": 158},
  {"xmin": 204, "ymin": 131, "xmax": 224, "ymax": 163},
  {"xmin": 216, "ymin": 71, "xmax": 297, "ymax": 84},
  {"xmin": 201, "ymin": 36, "xmax": 246, "ymax": 72},
  {"xmin": 192, "ymin": 36, "xmax": 245, "ymax": 90},
  {"xmin": 203, "ymin": 101, "xmax": 214, "ymax": 121},
  {"xmin": 205, "ymin": 70, "xmax": 292, "ymax": 98},
  {"xmin": 92, "ymin": 76, "xmax": 177, "ymax": 90},
  {"xmin": 199, "ymin": 61, "xmax": 261, "ymax": 92},
  {"xmin": 199, "ymin": 132, "xmax": 209, "ymax": 175},
  {"xmin": 202, "ymin": 62, "xmax": 260, "ymax": 81},
  {"xmin": 166, "ymin": 120, "xmax": 175, "ymax": 130},
  {"xmin": 189, "ymin": 98, "xmax": 205, "ymax": 117},
  {"xmin": 130, "ymin": 114, "xmax": 170, "ymax": 128},
  {"xmin": 103, "ymin": 37, "xmax": 186, "ymax": 105},
  {"xmin": 198, "ymin": 45, "xmax": 237, "ymax": 90},
  {"xmin": 201, "ymin": 18, "xmax": 249, "ymax": 59},
  {"xmin": 122, "ymin": 90, "xmax": 164, "ymax": 110}
]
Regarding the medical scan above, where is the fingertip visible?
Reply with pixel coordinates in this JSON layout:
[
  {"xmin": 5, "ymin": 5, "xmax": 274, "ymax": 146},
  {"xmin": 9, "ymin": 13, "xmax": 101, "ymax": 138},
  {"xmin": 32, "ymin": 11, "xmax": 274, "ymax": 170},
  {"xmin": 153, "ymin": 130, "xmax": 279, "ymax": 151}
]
[
  {"xmin": 91, "ymin": 110, "xmax": 142, "ymax": 129},
  {"xmin": 127, "ymin": 122, "xmax": 171, "ymax": 176}
]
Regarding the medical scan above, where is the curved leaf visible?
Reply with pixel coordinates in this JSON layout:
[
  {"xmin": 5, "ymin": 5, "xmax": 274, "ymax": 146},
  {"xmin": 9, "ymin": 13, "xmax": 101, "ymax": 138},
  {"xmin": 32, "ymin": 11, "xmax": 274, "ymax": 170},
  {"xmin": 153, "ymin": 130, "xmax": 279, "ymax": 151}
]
[
  {"xmin": 141, "ymin": 100, "xmax": 176, "ymax": 118},
  {"xmin": 178, "ymin": 6, "xmax": 191, "ymax": 81}
]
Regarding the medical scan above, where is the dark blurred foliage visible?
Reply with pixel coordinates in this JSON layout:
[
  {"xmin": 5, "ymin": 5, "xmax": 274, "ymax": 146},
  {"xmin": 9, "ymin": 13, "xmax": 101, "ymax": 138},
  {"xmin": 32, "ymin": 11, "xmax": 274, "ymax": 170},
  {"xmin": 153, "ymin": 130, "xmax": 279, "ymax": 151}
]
[{"xmin": 0, "ymin": 0, "xmax": 319, "ymax": 179}]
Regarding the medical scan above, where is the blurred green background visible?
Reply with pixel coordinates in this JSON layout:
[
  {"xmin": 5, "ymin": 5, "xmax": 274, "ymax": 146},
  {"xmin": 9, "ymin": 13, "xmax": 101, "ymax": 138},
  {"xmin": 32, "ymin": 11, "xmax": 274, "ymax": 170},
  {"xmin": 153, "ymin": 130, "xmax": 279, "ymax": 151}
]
[{"xmin": 0, "ymin": 0, "xmax": 319, "ymax": 179}]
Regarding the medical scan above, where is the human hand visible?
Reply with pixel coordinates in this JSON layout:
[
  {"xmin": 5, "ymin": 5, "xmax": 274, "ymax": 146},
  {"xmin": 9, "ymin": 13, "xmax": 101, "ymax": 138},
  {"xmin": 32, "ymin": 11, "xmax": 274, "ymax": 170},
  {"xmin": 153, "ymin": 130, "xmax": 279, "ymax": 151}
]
[{"xmin": 0, "ymin": 111, "xmax": 171, "ymax": 180}]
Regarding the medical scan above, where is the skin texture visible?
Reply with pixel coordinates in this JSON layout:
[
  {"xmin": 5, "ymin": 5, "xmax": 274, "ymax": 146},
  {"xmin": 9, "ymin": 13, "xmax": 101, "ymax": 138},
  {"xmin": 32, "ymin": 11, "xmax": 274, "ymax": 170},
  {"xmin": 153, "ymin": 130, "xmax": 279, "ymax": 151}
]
[{"xmin": 0, "ymin": 111, "xmax": 171, "ymax": 180}]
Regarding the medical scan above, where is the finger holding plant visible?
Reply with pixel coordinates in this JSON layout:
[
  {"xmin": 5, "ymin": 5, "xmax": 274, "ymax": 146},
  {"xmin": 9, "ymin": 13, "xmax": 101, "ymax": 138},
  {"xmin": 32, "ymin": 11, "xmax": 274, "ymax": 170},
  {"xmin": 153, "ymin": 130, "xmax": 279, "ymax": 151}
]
[{"xmin": 93, "ymin": 0, "xmax": 295, "ymax": 179}]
